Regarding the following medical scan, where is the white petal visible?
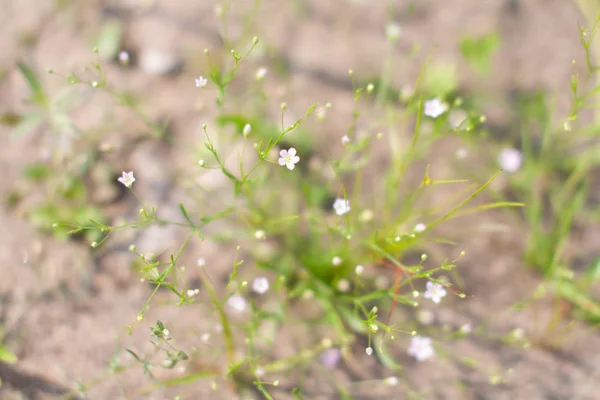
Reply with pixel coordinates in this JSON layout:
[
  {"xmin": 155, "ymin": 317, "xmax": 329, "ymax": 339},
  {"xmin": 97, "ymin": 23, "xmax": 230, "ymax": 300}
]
[
  {"xmin": 287, "ymin": 147, "xmax": 296, "ymax": 156},
  {"xmin": 279, "ymin": 149, "xmax": 288, "ymax": 157},
  {"xmin": 278, "ymin": 158, "xmax": 286, "ymax": 166},
  {"xmin": 286, "ymin": 162, "xmax": 295, "ymax": 170}
]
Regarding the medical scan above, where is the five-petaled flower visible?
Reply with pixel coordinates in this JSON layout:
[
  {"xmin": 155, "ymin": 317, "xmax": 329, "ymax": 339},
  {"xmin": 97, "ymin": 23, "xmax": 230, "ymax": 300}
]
[
  {"xmin": 278, "ymin": 148, "xmax": 300, "ymax": 170},
  {"xmin": 424, "ymin": 98, "xmax": 448, "ymax": 118},
  {"xmin": 195, "ymin": 76, "xmax": 208, "ymax": 88},
  {"xmin": 408, "ymin": 336, "xmax": 435, "ymax": 361},
  {"xmin": 333, "ymin": 198, "xmax": 351, "ymax": 216},
  {"xmin": 118, "ymin": 171, "xmax": 135, "ymax": 188},
  {"xmin": 252, "ymin": 277, "xmax": 270, "ymax": 294},
  {"xmin": 424, "ymin": 281, "xmax": 447, "ymax": 304}
]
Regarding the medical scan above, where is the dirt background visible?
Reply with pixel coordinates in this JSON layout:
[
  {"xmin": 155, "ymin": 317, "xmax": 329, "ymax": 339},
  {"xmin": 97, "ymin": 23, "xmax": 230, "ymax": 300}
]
[{"xmin": 1, "ymin": 0, "xmax": 600, "ymax": 399}]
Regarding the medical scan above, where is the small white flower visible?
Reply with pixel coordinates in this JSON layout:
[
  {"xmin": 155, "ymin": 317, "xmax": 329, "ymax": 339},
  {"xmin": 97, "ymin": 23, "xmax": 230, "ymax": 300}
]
[
  {"xmin": 278, "ymin": 148, "xmax": 300, "ymax": 170},
  {"xmin": 341, "ymin": 135, "xmax": 350, "ymax": 145},
  {"xmin": 333, "ymin": 198, "xmax": 351, "ymax": 216},
  {"xmin": 252, "ymin": 277, "xmax": 270, "ymax": 294},
  {"xmin": 365, "ymin": 346, "xmax": 373, "ymax": 356},
  {"xmin": 414, "ymin": 223, "xmax": 426, "ymax": 233},
  {"xmin": 195, "ymin": 76, "xmax": 208, "ymax": 88},
  {"xmin": 408, "ymin": 336, "xmax": 435, "ymax": 361},
  {"xmin": 460, "ymin": 323, "xmax": 472, "ymax": 334},
  {"xmin": 386, "ymin": 22, "xmax": 402, "ymax": 41},
  {"xmin": 227, "ymin": 294, "xmax": 246, "ymax": 312},
  {"xmin": 332, "ymin": 256, "xmax": 342, "ymax": 266},
  {"xmin": 498, "ymin": 147, "xmax": 523, "ymax": 173},
  {"xmin": 118, "ymin": 51, "xmax": 130, "ymax": 65},
  {"xmin": 118, "ymin": 171, "xmax": 135, "ymax": 187},
  {"xmin": 424, "ymin": 281, "xmax": 447, "ymax": 304},
  {"xmin": 424, "ymin": 98, "xmax": 448, "ymax": 118},
  {"xmin": 254, "ymin": 230, "xmax": 266, "ymax": 240},
  {"xmin": 355, "ymin": 265, "xmax": 364, "ymax": 275},
  {"xmin": 197, "ymin": 257, "xmax": 206, "ymax": 267},
  {"xmin": 243, "ymin": 123, "xmax": 252, "ymax": 137},
  {"xmin": 187, "ymin": 289, "xmax": 198, "ymax": 297},
  {"xmin": 255, "ymin": 67, "xmax": 268, "ymax": 81},
  {"xmin": 385, "ymin": 376, "xmax": 399, "ymax": 386}
]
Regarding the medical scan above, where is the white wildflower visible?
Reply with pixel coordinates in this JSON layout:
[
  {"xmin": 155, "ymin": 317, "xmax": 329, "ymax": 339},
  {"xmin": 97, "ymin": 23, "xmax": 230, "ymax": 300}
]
[
  {"xmin": 278, "ymin": 148, "xmax": 300, "ymax": 170},
  {"xmin": 252, "ymin": 277, "xmax": 270, "ymax": 294},
  {"xmin": 195, "ymin": 76, "xmax": 208, "ymax": 88},
  {"xmin": 255, "ymin": 67, "xmax": 267, "ymax": 81},
  {"xmin": 414, "ymin": 223, "xmax": 426, "ymax": 233},
  {"xmin": 341, "ymin": 135, "xmax": 350, "ymax": 145},
  {"xmin": 332, "ymin": 256, "xmax": 342, "ymax": 266},
  {"xmin": 227, "ymin": 294, "xmax": 246, "ymax": 312},
  {"xmin": 408, "ymin": 336, "xmax": 435, "ymax": 361},
  {"xmin": 386, "ymin": 22, "xmax": 402, "ymax": 41},
  {"xmin": 424, "ymin": 281, "xmax": 447, "ymax": 304},
  {"xmin": 498, "ymin": 147, "xmax": 523, "ymax": 173},
  {"xmin": 243, "ymin": 123, "xmax": 252, "ymax": 137},
  {"xmin": 365, "ymin": 346, "xmax": 373, "ymax": 356},
  {"xmin": 333, "ymin": 198, "xmax": 351, "ymax": 216},
  {"xmin": 424, "ymin": 98, "xmax": 448, "ymax": 118},
  {"xmin": 117, "ymin": 171, "xmax": 135, "ymax": 188}
]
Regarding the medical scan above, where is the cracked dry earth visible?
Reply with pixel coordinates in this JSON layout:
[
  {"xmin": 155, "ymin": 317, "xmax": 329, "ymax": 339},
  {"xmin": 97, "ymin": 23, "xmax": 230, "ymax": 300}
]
[{"xmin": 1, "ymin": 0, "xmax": 600, "ymax": 399}]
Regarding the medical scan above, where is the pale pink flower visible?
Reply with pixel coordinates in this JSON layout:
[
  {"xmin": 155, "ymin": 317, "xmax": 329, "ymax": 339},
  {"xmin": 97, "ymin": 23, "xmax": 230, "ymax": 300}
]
[{"xmin": 278, "ymin": 148, "xmax": 300, "ymax": 170}]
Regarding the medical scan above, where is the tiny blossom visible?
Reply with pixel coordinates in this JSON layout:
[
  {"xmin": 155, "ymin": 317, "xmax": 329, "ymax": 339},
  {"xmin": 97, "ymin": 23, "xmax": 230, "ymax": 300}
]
[
  {"xmin": 195, "ymin": 76, "xmax": 208, "ymax": 88},
  {"xmin": 498, "ymin": 147, "xmax": 523, "ymax": 173},
  {"xmin": 243, "ymin": 123, "xmax": 252, "ymax": 136},
  {"xmin": 227, "ymin": 294, "xmax": 246, "ymax": 312},
  {"xmin": 187, "ymin": 289, "xmax": 198, "ymax": 297},
  {"xmin": 424, "ymin": 281, "xmax": 447, "ymax": 304},
  {"xmin": 355, "ymin": 265, "xmax": 364, "ymax": 275},
  {"xmin": 118, "ymin": 171, "xmax": 135, "ymax": 187},
  {"xmin": 332, "ymin": 256, "xmax": 342, "ymax": 266},
  {"xmin": 255, "ymin": 67, "xmax": 267, "ymax": 80},
  {"xmin": 319, "ymin": 347, "xmax": 342, "ymax": 368},
  {"xmin": 386, "ymin": 22, "xmax": 402, "ymax": 41},
  {"xmin": 414, "ymin": 223, "xmax": 426, "ymax": 233},
  {"xmin": 278, "ymin": 148, "xmax": 300, "ymax": 170},
  {"xmin": 341, "ymin": 135, "xmax": 350, "ymax": 145},
  {"xmin": 252, "ymin": 277, "xmax": 270, "ymax": 294},
  {"xmin": 254, "ymin": 230, "xmax": 266, "ymax": 240},
  {"xmin": 333, "ymin": 198, "xmax": 351, "ymax": 216},
  {"xmin": 408, "ymin": 336, "xmax": 435, "ymax": 362},
  {"xmin": 385, "ymin": 376, "xmax": 399, "ymax": 386},
  {"xmin": 365, "ymin": 346, "xmax": 373, "ymax": 356},
  {"xmin": 201, "ymin": 332, "xmax": 211, "ymax": 342},
  {"xmin": 197, "ymin": 257, "xmax": 206, "ymax": 267},
  {"xmin": 118, "ymin": 51, "xmax": 130, "ymax": 65},
  {"xmin": 460, "ymin": 323, "xmax": 472, "ymax": 333},
  {"xmin": 424, "ymin": 98, "xmax": 448, "ymax": 118}
]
